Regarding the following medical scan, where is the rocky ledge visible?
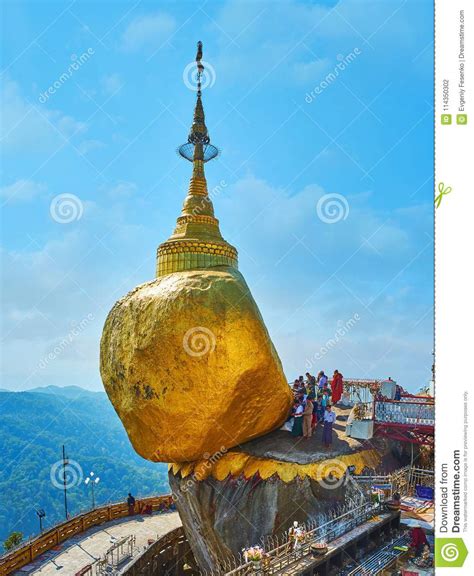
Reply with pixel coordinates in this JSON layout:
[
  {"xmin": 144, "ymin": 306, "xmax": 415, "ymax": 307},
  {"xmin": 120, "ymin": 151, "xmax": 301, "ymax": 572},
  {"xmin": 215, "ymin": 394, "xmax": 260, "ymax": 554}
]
[{"xmin": 169, "ymin": 407, "xmax": 389, "ymax": 572}]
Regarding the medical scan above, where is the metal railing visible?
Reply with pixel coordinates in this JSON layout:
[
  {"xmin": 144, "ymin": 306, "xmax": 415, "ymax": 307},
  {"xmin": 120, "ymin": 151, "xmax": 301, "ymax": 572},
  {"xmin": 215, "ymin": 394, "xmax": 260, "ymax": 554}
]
[
  {"xmin": 355, "ymin": 466, "xmax": 434, "ymax": 499},
  {"xmin": 0, "ymin": 494, "xmax": 175, "ymax": 576},
  {"xmin": 344, "ymin": 380, "xmax": 379, "ymax": 404},
  {"xmin": 349, "ymin": 397, "xmax": 435, "ymax": 427},
  {"xmin": 346, "ymin": 534, "xmax": 409, "ymax": 576},
  {"xmin": 95, "ymin": 535, "xmax": 137, "ymax": 574},
  {"xmin": 374, "ymin": 399, "xmax": 434, "ymax": 426},
  {"xmin": 391, "ymin": 466, "xmax": 434, "ymax": 496},
  {"xmin": 123, "ymin": 527, "xmax": 196, "ymax": 576},
  {"xmin": 214, "ymin": 501, "xmax": 384, "ymax": 576},
  {"xmin": 354, "ymin": 474, "xmax": 393, "ymax": 500}
]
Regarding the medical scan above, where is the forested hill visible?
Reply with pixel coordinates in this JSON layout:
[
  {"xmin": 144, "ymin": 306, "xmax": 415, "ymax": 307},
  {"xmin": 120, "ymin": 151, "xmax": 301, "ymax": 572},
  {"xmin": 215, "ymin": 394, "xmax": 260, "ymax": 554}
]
[{"xmin": 0, "ymin": 387, "xmax": 169, "ymax": 544}]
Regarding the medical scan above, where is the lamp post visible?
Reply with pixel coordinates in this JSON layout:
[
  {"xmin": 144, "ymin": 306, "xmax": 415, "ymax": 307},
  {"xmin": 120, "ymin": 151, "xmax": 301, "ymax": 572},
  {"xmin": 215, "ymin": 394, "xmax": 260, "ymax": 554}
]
[
  {"xmin": 84, "ymin": 472, "xmax": 100, "ymax": 509},
  {"xmin": 62, "ymin": 445, "xmax": 69, "ymax": 519},
  {"xmin": 35, "ymin": 509, "xmax": 46, "ymax": 534}
]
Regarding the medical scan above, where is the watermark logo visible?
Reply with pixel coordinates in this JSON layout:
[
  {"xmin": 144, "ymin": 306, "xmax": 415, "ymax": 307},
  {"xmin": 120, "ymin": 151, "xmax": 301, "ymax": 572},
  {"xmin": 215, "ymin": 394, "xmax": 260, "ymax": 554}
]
[
  {"xmin": 183, "ymin": 327, "xmax": 216, "ymax": 357},
  {"xmin": 39, "ymin": 49, "xmax": 95, "ymax": 103},
  {"xmin": 441, "ymin": 542, "xmax": 459, "ymax": 562},
  {"xmin": 38, "ymin": 314, "xmax": 94, "ymax": 370},
  {"xmin": 316, "ymin": 193, "xmax": 349, "ymax": 224},
  {"xmin": 183, "ymin": 60, "xmax": 216, "ymax": 91},
  {"xmin": 317, "ymin": 459, "xmax": 348, "ymax": 490},
  {"xmin": 305, "ymin": 48, "xmax": 361, "ymax": 103},
  {"xmin": 50, "ymin": 459, "xmax": 84, "ymax": 489},
  {"xmin": 435, "ymin": 538, "xmax": 468, "ymax": 567},
  {"xmin": 191, "ymin": 180, "xmax": 227, "ymax": 217},
  {"xmin": 50, "ymin": 193, "xmax": 84, "ymax": 223},
  {"xmin": 173, "ymin": 446, "xmax": 228, "ymax": 499},
  {"xmin": 306, "ymin": 313, "xmax": 360, "ymax": 370}
]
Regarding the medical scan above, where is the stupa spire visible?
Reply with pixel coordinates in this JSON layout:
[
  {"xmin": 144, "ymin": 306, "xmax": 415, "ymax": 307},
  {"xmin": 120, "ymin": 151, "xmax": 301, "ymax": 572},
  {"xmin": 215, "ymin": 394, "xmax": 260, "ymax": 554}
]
[
  {"xmin": 187, "ymin": 41, "xmax": 210, "ymax": 152},
  {"xmin": 156, "ymin": 41, "xmax": 238, "ymax": 277}
]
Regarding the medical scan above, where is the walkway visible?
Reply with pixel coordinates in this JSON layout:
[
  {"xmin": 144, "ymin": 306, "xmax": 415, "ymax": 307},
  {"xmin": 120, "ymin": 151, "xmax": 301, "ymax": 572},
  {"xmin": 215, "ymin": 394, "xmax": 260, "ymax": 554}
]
[{"xmin": 14, "ymin": 512, "xmax": 181, "ymax": 576}]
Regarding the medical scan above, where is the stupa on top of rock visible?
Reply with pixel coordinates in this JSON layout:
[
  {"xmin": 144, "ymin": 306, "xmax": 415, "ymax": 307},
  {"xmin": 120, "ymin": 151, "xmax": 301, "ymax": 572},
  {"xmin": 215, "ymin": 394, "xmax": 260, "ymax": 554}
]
[
  {"xmin": 100, "ymin": 42, "xmax": 293, "ymax": 464},
  {"xmin": 156, "ymin": 42, "xmax": 237, "ymax": 276}
]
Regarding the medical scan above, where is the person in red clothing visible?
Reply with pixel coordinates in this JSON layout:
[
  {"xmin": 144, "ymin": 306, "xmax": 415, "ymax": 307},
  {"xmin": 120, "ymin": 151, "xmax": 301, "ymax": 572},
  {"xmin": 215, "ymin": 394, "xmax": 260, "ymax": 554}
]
[
  {"xmin": 410, "ymin": 524, "xmax": 429, "ymax": 556},
  {"xmin": 331, "ymin": 370, "xmax": 344, "ymax": 405}
]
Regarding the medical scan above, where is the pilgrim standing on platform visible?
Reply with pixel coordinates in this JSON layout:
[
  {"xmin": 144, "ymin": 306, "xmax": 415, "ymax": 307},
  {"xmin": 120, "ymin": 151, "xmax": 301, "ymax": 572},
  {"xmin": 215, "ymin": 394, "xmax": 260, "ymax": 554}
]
[
  {"xmin": 127, "ymin": 492, "xmax": 136, "ymax": 515},
  {"xmin": 331, "ymin": 370, "xmax": 344, "ymax": 405},
  {"xmin": 394, "ymin": 384, "xmax": 402, "ymax": 401},
  {"xmin": 321, "ymin": 384, "xmax": 331, "ymax": 408},
  {"xmin": 302, "ymin": 397, "xmax": 313, "ymax": 439},
  {"xmin": 311, "ymin": 394, "xmax": 318, "ymax": 429},
  {"xmin": 291, "ymin": 401, "xmax": 304, "ymax": 436},
  {"xmin": 318, "ymin": 371, "xmax": 328, "ymax": 390},
  {"xmin": 316, "ymin": 393, "xmax": 324, "ymax": 420},
  {"xmin": 322, "ymin": 405, "xmax": 336, "ymax": 447},
  {"xmin": 306, "ymin": 372, "xmax": 316, "ymax": 395}
]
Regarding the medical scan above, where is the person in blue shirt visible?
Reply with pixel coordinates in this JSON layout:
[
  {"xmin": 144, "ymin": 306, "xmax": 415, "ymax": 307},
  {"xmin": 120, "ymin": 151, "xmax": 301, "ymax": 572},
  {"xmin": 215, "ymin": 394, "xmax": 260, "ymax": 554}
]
[
  {"xmin": 322, "ymin": 405, "xmax": 336, "ymax": 447},
  {"xmin": 318, "ymin": 371, "xmax": 328, "ymax": 389}
]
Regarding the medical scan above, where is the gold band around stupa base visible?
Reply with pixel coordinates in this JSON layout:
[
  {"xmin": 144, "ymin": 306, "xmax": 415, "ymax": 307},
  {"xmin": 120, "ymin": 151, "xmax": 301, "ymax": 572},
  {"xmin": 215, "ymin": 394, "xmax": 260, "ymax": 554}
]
[
  {"xmin": 176, "ymin": 215, "xmax": 219, "ymax": 226},
  {"xmin": 156, "ymin": 240, "xmax": 238, "ymax": 276},
  {"xmin": 168, "ymin": 449, "xmax": 381, "ymax": 484}
]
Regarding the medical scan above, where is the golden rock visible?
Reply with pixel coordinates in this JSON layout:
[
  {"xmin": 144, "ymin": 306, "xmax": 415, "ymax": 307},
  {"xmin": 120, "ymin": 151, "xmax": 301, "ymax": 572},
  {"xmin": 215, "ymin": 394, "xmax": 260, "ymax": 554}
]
[
  {"xmin": 100, "ymin": 56, "xmax": 292, "ymax": 462},
  {"xmin": 100, "ymin": 266, "xmax": 292, "ymax": 462}
]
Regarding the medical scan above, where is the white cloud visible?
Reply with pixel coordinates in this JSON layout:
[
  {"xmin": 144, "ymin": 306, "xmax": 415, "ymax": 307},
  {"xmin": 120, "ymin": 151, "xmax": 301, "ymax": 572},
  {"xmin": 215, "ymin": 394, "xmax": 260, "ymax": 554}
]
[
  {"xmin": 215, "ymin": 0, "xmax": 419, "ymax": 44},
  {"xmin": 211, "ymin": 0, "xmax": 422, "ymax": 88},
  {"xmin": 214, "ymin": 174, "xmax": 432, "ymax": 390},
  {"xmin": 0, "ymin": 233, "xmax": 104, "ymax": 389},
  {"xmin": 121, "ymin": 12, "xmax": 176, "ymax": 52},
  {"xmin": 0, "ymin": 179, "xmax": 46, "ymax": 203},
  {"xmin": 0, "ymin": 78, "xmax": 87, "ymax": 153},
  {"xmin": 219, "ymin": 175, "xmax": 413, "ymax": 267},
  {"xmin": 101, "ymin": 73, "xmax": 123, "ymax": 95},
  {"xmin": 105, "ymin": 181, "xmax": 137, "ymax": 198},
  {"xmin": 77, "ymin": 139, "xmax": 105, "ymax": 155},
  {"xmin": 0, "ymin": 205, "xmax": 157, "ymax": 390},
  {"xmin": 293, "ymin": 58, "xmax": 331, "ymax": 84}
]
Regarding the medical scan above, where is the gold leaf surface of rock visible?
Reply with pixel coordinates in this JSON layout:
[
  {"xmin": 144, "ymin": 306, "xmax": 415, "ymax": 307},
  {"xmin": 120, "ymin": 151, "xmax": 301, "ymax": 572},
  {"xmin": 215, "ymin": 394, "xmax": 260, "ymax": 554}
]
[{"xmin": 100, "ymin": 266, "xmax": 293, "ymax": 462}]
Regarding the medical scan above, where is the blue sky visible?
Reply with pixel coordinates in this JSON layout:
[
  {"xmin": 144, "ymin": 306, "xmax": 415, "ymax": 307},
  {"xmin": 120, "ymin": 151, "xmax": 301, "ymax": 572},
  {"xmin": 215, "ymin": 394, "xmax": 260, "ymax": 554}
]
[{"xmin": 1, "ymin": 0, "xmax": 434, "ymax": 392}]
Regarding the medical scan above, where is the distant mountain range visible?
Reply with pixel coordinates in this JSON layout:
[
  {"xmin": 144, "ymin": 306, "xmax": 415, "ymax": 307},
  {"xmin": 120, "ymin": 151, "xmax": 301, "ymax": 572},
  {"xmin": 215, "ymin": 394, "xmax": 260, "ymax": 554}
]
[
  {"xmin": 0, "ymin": 386, "xmax": 169, "ymax": 545},
  {"xmin": 24, "ymin": 385, "xmax": 105, "ymax": 399}
]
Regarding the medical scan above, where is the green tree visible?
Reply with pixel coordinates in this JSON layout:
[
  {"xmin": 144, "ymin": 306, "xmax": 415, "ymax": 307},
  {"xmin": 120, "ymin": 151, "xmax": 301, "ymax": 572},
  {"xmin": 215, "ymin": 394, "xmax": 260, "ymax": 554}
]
[
  {"xmin": 0, "ymin": 388, "xmax": 169, "ymax": 541},
  {"xmin": 4, "ymin": 531, "xmax": 23, "ymax": 551}
]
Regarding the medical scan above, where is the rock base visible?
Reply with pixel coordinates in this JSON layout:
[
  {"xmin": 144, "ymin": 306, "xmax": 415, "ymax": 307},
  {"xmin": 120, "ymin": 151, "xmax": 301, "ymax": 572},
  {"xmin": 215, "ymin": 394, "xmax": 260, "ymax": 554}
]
[
  {"xmin": 169, "ymin": 467, "xmax": 364, "ymax": 572},
  {"xmin": 168, "ymin": 409, "xmax": 387, "ymax": 572}
]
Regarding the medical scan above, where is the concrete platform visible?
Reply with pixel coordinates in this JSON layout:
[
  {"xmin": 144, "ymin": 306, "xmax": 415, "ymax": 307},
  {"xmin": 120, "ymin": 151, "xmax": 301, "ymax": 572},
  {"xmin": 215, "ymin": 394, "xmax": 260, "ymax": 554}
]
[
  {"xmin": 14, "ymin": 512, "xmax": 181, "ymax": 576},
  {"xmin": 234, "ymin": 406, "xmax": 379, "ymax": 464}
]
